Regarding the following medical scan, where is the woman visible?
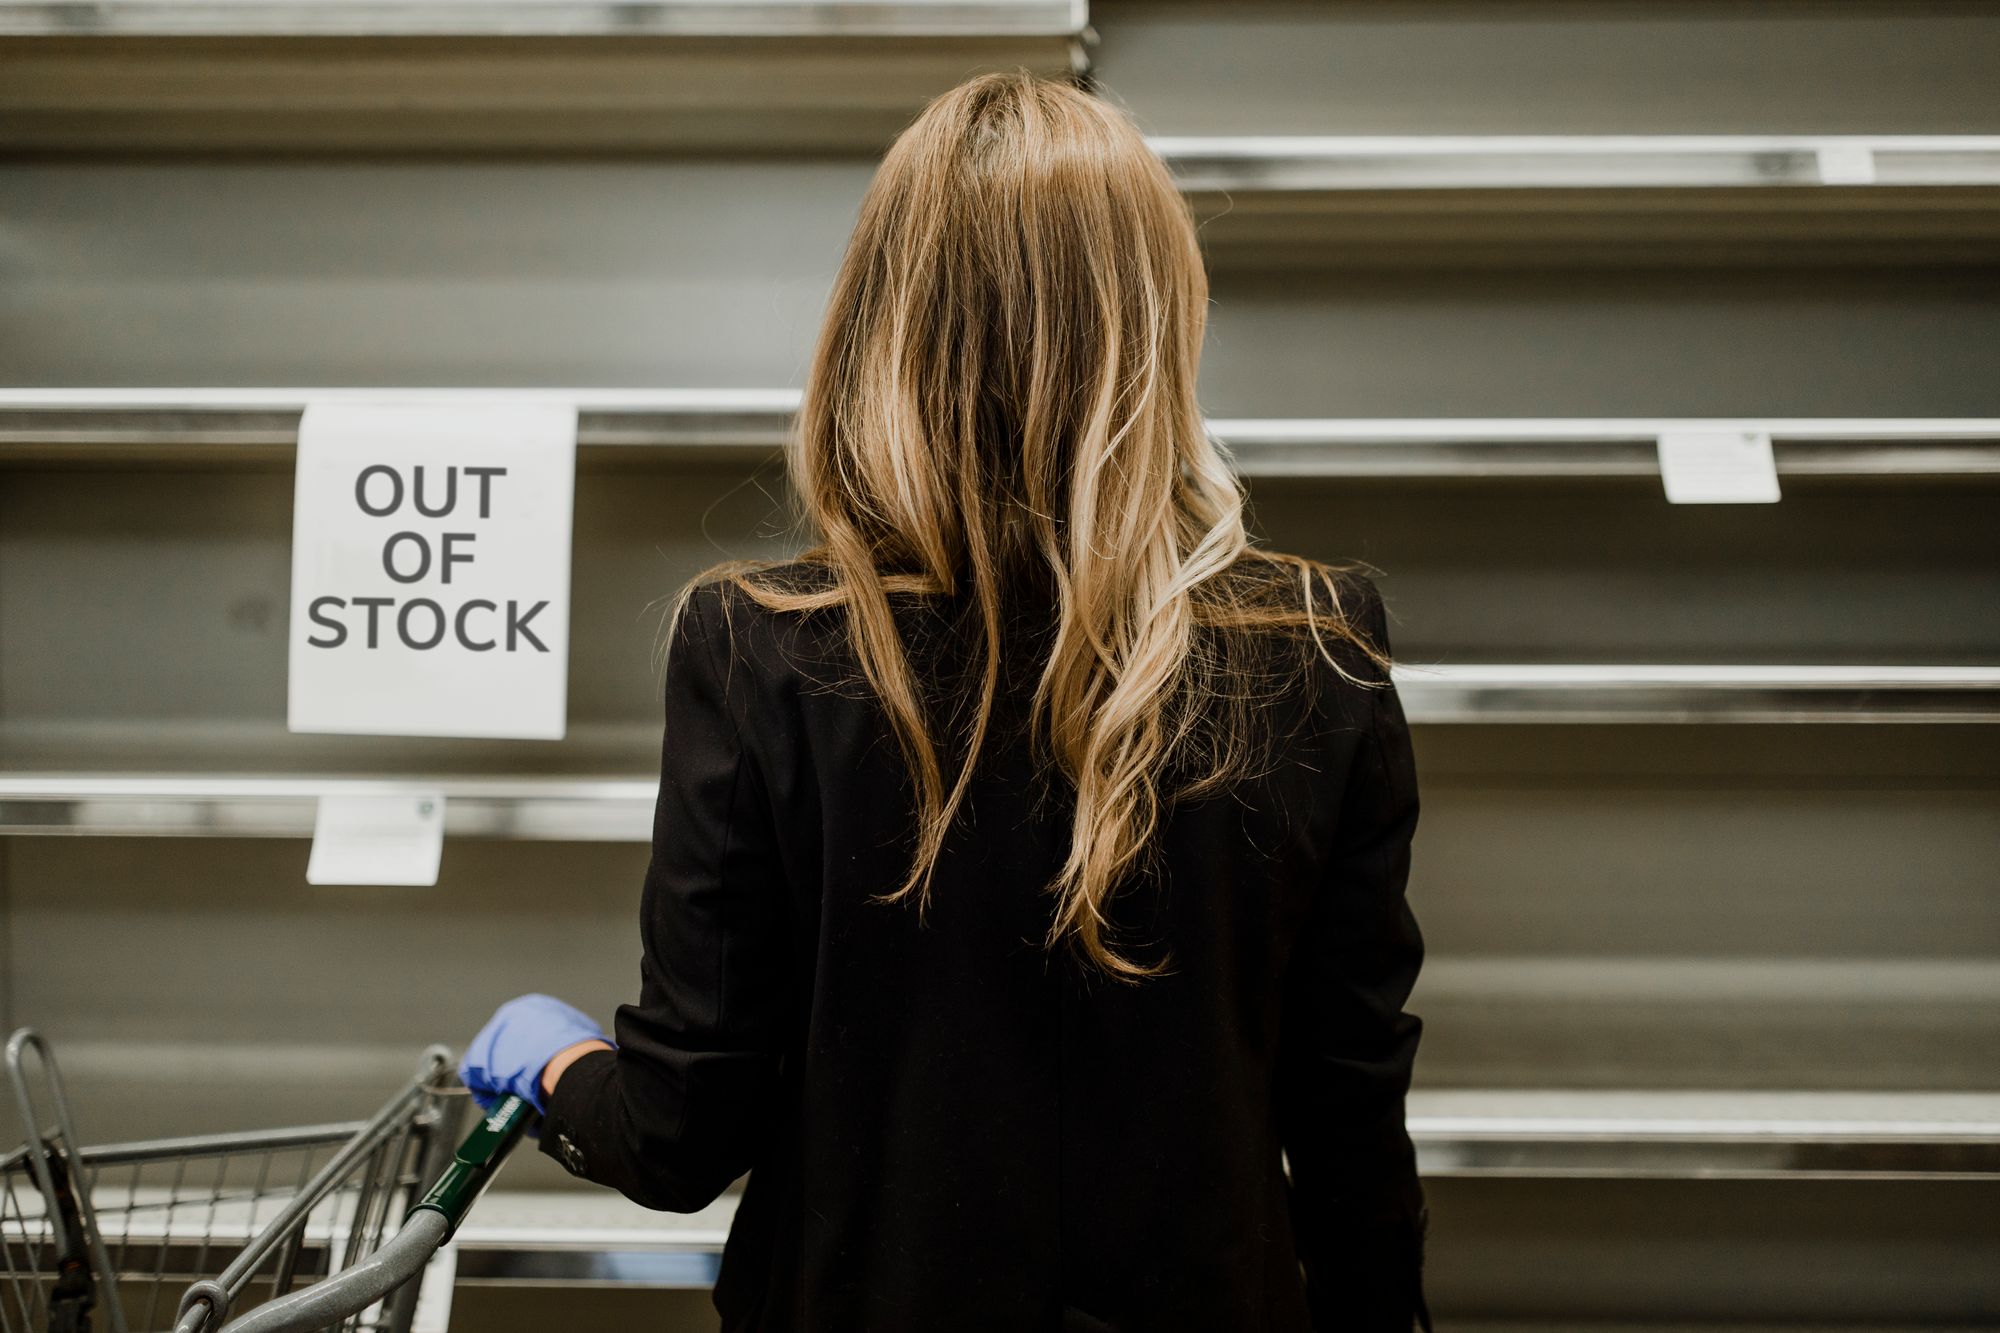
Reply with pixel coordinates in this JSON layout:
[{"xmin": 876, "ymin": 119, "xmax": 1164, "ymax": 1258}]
[{"xmin": 460, "ymin": 70, "xmax": 1432, "ymax": 1333}]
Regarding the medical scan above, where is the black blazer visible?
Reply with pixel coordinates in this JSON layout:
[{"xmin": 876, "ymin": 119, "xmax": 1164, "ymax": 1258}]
[{"xmin": 538, "ymin": 561, "xmax": 1432, "ymax": 1333}]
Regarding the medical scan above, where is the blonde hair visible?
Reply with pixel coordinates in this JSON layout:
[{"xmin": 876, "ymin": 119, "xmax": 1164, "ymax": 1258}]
[{"xmin": 673, "ymin": 70, "xmax": 1392, "ymax": 982}]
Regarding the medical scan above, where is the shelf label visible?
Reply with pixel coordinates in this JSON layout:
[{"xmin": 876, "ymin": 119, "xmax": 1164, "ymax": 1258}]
[
  {"xmin": 1656, "ymin": 429, "xmax": 1781, "ymax": 504},
  {"xmin": 288, "ymin": 400, "xmax": 576, "ymax": 739},
  {"xmin": 1815, "ymin": 145, "xmax": 1878, "ymax": 186},
  {"xmin": 307, "ymin": 791, "xmax": 446, "ymax": 887}
]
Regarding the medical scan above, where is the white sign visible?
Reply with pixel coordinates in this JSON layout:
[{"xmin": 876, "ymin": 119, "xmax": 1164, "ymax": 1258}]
[
  {"xmin": 1815, "ymin": 145, "xmax": 1877, "ymax": 186},
  {"xmin": 289, "ymin": 400, "xmax": 576, "ymax": 739},
  {"xmin": 1657, "ymin": 429, "xmax": 1781, "ymax": 504},
  {"xmin": 306, "ymin": 791, "xmax": 446, "ymax": 887}
]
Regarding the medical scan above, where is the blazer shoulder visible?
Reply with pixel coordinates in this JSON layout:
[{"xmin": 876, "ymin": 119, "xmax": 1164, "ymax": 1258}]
[
  {"xmin": 1332, "ymin": 568, "xmax": 1392, "ymax": 666},
  {"xmin": 1251, "ymin": 562, "xmax": 1395, "ymax": 740},
  {"xmin": 675, "ymin": 563, "xmax": 854, "ymax": 700},
  {"xmin": 1221, "ymin": 554, "xmax": 1393, "ymax": 680}
]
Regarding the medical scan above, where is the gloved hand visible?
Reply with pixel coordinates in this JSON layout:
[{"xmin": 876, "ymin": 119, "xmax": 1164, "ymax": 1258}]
[{"xmin": 459, "ymin": 993, "xmax": 611, "ymax": 1115}]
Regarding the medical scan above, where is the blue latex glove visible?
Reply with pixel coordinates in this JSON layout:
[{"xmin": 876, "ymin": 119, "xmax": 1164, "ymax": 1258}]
[{"xmin": 459, "ymin": 993, "xmax": 611, "ymax": 1115}]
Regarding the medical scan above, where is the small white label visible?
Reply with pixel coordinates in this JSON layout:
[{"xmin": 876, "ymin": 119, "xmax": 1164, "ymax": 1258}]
[
  {"xmin": 410, "ymin": 1240, "xmax": 458, "ymax": 1333},
  {"xmin": 1816, "ymin": 145, "xmax": 1877, "ymax": 186},
  {"xmin": 288, "ymin": 399, "xmax": 577, "ymax": 741},
  {"xmin": 307, "ymin": 792, "xmax": 446, "ymax": 886},
  {"xmin": 1657, "ymin": 430, "xmax": 1781, "ymax": 504}
]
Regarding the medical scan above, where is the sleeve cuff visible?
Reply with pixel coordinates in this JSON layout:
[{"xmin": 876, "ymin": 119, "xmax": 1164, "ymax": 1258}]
[{"xmin": 536, "ymin": 1045, "xmax": 620, "ymax": 1180}]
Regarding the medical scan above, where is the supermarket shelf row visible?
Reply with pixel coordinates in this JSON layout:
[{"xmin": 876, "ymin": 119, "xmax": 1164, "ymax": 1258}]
[
  {"xmin": 18, "ymin": 1087, "xmax": 1994, "ymax": 1217},
  {"xmin": 23, "ymin": 1088, "xmax": 1994, "ymax": 1290},
  {"xmin": 0, "ymin": 0, "xmax": 1087, "ymax": 155},
  {"xmin": 1168, "ymin": 136, "xmax": 2000, "ymax": 266},
  {"xmin": 0, "ymin": 0, "xmax": 1087, "ymax": 37},
  {"xmin": 448, "ymin": 1084, "xmax": 2000, "ymax": 1283},
  {"xmin": 7, "ymin": 676, "xmax": 1998, "ymax": 840},
  {"xmin": 3, "ymin": 62, "xmax": 1999, "ymax": 267},
  {"xmin": 5, "ymin": 393, "xmax": 2000, "ymax": 479}
]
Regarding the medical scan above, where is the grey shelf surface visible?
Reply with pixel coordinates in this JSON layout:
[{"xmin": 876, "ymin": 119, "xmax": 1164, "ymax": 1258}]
[
  {"xmin": 5, "ymin": 392, "xmax": 2000, "ymax": 479},
  {"xmin": 0, "ymin": 1, "xmax": 1087, "ymax": 37},
  {"xmin": 0, "ymin": 1, "xmax": 1088, "ymax": 153},
  {"xmin": 1414, "ymin": 1089, "xmax": 2000, "ymax": 1183},
  {"xmin": 18, "ymin": 1092, "xmax": 1994, "ymax": 1294},
  {"xmin": 1155, "ymin": 135, "xmax": 2000, "ymax": 192},
  {"xmin": 8, "ymin": 666, "xmax": 2000, "ymax": 839},
  {"xmin": 387, "ymin": 1092, "xmax": 2000, "ymax": 1284},
  {"xmin": 1158, "ymin": 135, "xmax": 2000, "ymax": 265},
  {"xmin": 1391, "ymin": 665, "xmax": 2000, "ymax": 724},
  {"xmin": 0, "ymin": 775, "xmax": 663, "ymax": 841}
]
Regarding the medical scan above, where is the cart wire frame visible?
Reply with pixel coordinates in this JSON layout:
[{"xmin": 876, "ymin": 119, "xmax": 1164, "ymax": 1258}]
[{"xmin": 3, "ymin": 1029, "xmax": 532, "ymax": 1333}]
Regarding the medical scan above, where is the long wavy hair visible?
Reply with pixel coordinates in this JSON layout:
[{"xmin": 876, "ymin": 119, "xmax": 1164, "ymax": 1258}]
[{"xmin": 674, "ymin": 70, "xmax": 1393, "ymax": 983}]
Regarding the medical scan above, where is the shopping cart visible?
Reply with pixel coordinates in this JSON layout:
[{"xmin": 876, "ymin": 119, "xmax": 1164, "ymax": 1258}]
[{"xmin": 2, "ymin": 1029, "xmax": 532, "ymax": 1333}]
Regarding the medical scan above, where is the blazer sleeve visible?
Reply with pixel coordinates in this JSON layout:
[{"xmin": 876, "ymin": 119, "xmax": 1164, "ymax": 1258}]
[
  {"xmin": 1275, "ymin": 578, "xmax": 1433, "ymax": 1332},
  {"xmin": 537, "ymin": 582, "xmax": 794, "ymax": 1212}
]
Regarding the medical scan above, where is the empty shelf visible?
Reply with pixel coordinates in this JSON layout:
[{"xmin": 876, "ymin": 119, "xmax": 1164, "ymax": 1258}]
[
  {"xmin": 1214, "ymin": 418, "xmax": 2000, "ymax": 479},
  {"xmin": 1399, "ymin": 664, "xmax": 2000, "ymax": 724},
  {"xmin": 0, "ymin": 775, "xmax": 661, "ymax": 841},
  {"xmin": 0, "ymin": 2, "xmax": 1088, "ymax": 153},
  {"xmin": 1157, "ymin": 136, "xmax": 2000, "ymax": 265},
  {"xmin": 8, "ymin": 665, "xmax": 1998, "ymax": 837},
  {"xmin": 1411, "ymin": 1089, "xmax": 2000, "ymax": 1182},
  {"xmin": 44, "ymin": 1092, "xmax": 1985, "ymax": 1294},
  {"xmin": 347, "ymin": 1095, "xmax": 2000, "ymax": 1285},
  {"xmin": 0, "ymin": 388, "xmax": 799, "ymax": 464},
  {"xmin": 452, "ymin": 1190, "xmax": 734, "ymax": 1288},
  {"xmin": 5, "ymin": 393, "xmax": 1999, "ymax": 479},
  {"xmin": 1415, "ymin": 958, "xmax": 2000, "ymax": 1092},
  {"xmin": 1156, "ymin": 136, "xmax": 2000, "ymax": 193},
  {"xmin": 0, "ymin": 2, "xmax": 1087, "ymax": 38}
]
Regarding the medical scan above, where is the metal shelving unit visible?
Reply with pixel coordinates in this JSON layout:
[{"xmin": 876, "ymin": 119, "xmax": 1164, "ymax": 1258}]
[
  {"xmin": 6, "ymin": 391, "xmax": 2000, "ymax": 479},
  {"xmin": 1390, "ymin": 665, "xmax": 2000, "ymax": 725},
  {"xmin": 1156, "ymin": 135, "xmax": 2000, "ymax": 265},
  {"xmin": 6, "ymin": 9, "xmax": 1999, "ymax": 1320},
  {"xmin": 0, "ymin": 1, "xmax": 1089, "ymax": 37},
  {"xmin": 0, "ymin": 389, "xmax": 799, "ymax": 465},
  {"xmin": 9, "ymin": 657, "xmax": 2000, "ymax": 837},
  {"xmin": 0, "ymin": 775, "xmax": 661, "ymax": 841},
  {"xmin": 1156, "ymin": 136, "xmax": 2000, "ymax": 193},
  {"xmin": 0, "ymin": 0, "xmax": 1090, "ymax": 154},
  {"xmin": 421, "ymin": 1092, "xmax": 2000, "ymax": 1283},
  {"xmin": 1215, "ymin": 419, "xmax": 2000, "ymax": 480}
]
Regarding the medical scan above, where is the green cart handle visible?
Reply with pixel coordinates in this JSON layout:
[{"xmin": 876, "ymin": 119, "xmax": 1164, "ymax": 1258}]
[{"xmin": 406, "ymin": 1094, "xmax": 537, "ymax": 1242}]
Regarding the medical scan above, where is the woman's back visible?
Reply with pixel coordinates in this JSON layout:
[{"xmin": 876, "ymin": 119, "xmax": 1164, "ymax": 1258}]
[
  {"xmin": 531, "ymin": 558, "xmax": 1431, "ymax": 1332},
  {"xmin": 465, "ymin": 68, "xmax": 1431, "ymax": 1333}
]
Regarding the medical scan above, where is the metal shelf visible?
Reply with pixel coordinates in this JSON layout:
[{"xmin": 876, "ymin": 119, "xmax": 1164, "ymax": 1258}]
[
  {"xmin": 40, "ymin": 1092, "xmax": 1986, "ymax": 1294},
  {"xmin": 9, "ymin": 666, "xmax": 1999, "ymax": 836},
  {"xmin": 1397, "ymin": 665, "xmax": 2000, "ymax": 724},
  {"xmin": 0, "ymin": 2, "xmax": 1088, "ymax": 38},
  {"xmin": 5, "ymin": 392, "xmax": 1999, "ymax": 479},
  {"xmin": 1156, "ymin": 136, "xmax": 2000, "ymax": 266},
  {"xmin": 0, "ymin": 389, "xmax": 799, "ymax": 465},
  {"xmin": 1156, "ymin": 136, "xmax": 2000, "ymax": 193},
  {"xmin": 1213, "ymin": 419, "xmax": 2000, "ymax": 480},
  {"xmin": 0, "ymin": 1, "xmax": 1088, "ymax": 154},
  {"xmin": 444, "ymin": 1093, "xmax": 2000, "ymax": 1282},
  {"xmin": 0, "ymin": 775, "xmax": 661, "ymax": 841},
  {"xmin": 1418, "ymin": 1090, "xmax": 2000, "ymax": 1182}
]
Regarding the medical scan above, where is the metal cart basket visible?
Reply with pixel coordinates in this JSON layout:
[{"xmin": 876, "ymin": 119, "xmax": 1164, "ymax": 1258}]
[{"xmin": 2, "ymin": 1029, "xmax": 531, "ymax": 1333}]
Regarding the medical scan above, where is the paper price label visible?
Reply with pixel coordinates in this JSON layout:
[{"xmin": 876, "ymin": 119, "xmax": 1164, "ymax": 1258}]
[
  {"xmin": 307, "ymin": 792, "xmax": 446, "ymax": 887},
  {"xmin": 1657, "ymin": 430, "xmax": 1781, "ymax": 505},
  {"xmin": 1815, "ymin": 145, "xmax": 1878, "ymax": 186}
]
